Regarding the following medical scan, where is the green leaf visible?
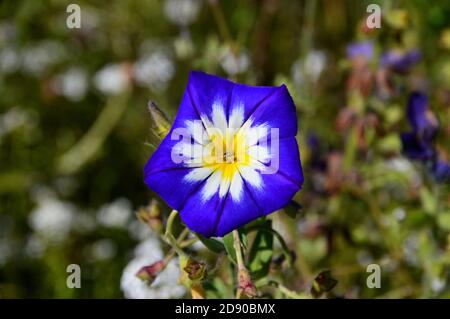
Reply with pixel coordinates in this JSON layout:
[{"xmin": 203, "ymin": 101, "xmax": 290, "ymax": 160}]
[
  {"xmin": 248, "ymin": 220, "xmax": 274, "ymax": 280},
  {"xmin": 283, "ymin": 200, "xmax": 303, "ymax": 219},
  {"xmin": 204, "ymin": 278, "xmax": 232, "ymax": 299},
  {"xmin": 223, "ymin": 232, "xmax": 237, "ymax": 265},
  {"xmin": 196, "ymin": 233, "xmax": 226, "ymax": 254},
  {"xmin": 437, "ymin": 212, "xmax": 450, "ymax": 231}
]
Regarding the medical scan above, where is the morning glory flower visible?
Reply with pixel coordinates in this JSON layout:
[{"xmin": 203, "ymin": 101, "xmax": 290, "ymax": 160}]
[
  {"xmin": 144, "ymin": 71, "xmax": 303, "ymax": 237},
  {"xmin": 380, "ymin": 49, "xmax": 421, "ymax": 74}
]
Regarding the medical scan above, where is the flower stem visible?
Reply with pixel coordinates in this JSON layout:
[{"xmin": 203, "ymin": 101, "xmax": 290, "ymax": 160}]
[
  {"xmin": 233, "ymin": 230, "xmax": 257, "ymax": 298},
  {"xmin": 269, "ymin": 280, "xmax": 310, "ymax": 299},
  {"xmin": 165, "ymin": 210, "xmax": 187, "ymax": 258},
  {"xmin": 232, "ymin": 230, "xmax": 246, "ymax": 271}
]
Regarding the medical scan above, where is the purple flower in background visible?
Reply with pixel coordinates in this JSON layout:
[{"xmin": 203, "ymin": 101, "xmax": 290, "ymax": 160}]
[
  {"xmin": 406, "ymin": 92, "xmax": 438, "ymax": 141},
  {"xmin": 432, "ymin": 160, "xmax": 450, "ymax": 182},
  {"xmin": 401, "ymin": 92, "xmax": 449, "ymax": 183},
  {"xmin": 346, "ymin": 41, "xmax": 373, "ymax": 61},
  {"xmin": 144, "ymin": 71, "xmax": 303, "ymax": 237},
  {"xmin": 400, "ymin": 131, "xmax": 435, "ymax": 161},
  {"xmin": 401, "ymin": 92, "xmax": 437, "ymax": 161},
  {"xmin": 380, "ymin": 49, "xmax": 421, "ymax": 73}
]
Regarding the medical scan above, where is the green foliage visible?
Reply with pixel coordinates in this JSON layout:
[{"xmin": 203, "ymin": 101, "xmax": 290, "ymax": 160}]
[{"xmin": 248, "ymin": 220, "xmax": 274, "ymax": 280}]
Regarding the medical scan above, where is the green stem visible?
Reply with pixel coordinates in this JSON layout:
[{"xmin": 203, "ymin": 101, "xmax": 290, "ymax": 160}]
[
  {"xmin": 180, "ymin": 237, "xmax": 199, "ymax": 248},
  {"xmin": 232, "ymin": 230, "xmax": 246, "ymax": 272},
  {"xmin": 269, "ymin": 281, "xmax": 309, "ymax": 299},
  {"xmin": 208, "ymin": 0, "xmax": 233, "ymax": 44},
  {"xmin": 165, "ymin": 210, "xmax": 187, "ymax": 258},
  {"xmin": 57, "ymin": 94, "xmax": 129, "ymax": 175}
]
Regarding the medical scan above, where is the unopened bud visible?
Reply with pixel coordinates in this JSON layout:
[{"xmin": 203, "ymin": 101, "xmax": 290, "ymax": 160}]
[
  {"xmin": 136, "ymin": 199, "xmax": 163, "ymax": 233},
  {"xmin": 237, "ymin": 268, "xmax": 258, "ymax": 299},
  {"xmin": 148, "ymin": 100, "xmax": 171, "ymax": 140},
  {"xmin": 311, "ymin": 270, "xmax": 337, "ymax": 298},
  {"xmin": 136, "ymin": 260, "xmax": 165, "ymax": 285}
]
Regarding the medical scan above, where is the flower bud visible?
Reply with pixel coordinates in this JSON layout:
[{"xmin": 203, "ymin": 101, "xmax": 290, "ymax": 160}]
[
  {"xmin": 237, "ymin": 268, "xmax": 258, "ymax": 299},
  {"xmin": 136, "ymin": 199, "xmax": 163, "ymax": 233},
  {"xmin": 311, "ymin": 270, "xmax": 337, "ymax": 298},
  {"xmin": 148, "ymin": 100, "xmax": 171, "ymax": 140},
  {"xmin": 136, "ymin": 260, "xmax": 166, "ymax": 284},
  {"xmin": 183, "ymin": 258, "xmax": 207, "ymax": 282}
]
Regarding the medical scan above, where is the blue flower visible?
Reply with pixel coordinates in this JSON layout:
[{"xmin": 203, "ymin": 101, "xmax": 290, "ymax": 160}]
[
  {"xmin": 401, "ymin": 92, "xmax": 437, "ymax": 161},
  {"xmin": 432, "ymin": 160, "xmax": 450, "ymax": 183},
  {"xmin": 380, "ymin": 49, "xmax": 421, "ymax": 73},
  {"xmin": 400, "ymin": 131, "xmax": 435, "ymax": 161},
  {"xmin": 346, "ymin": 41, "xmax": 373, "ymax": 61},
  {"xmin": 401, "ymin": 92, "xmax": 450, "ymax": 183},
  {"xmin": 144, "ymin": 71, "xmax": 304, "ymax": 237},
  {"xmin": 406, "ymin": 92, "xmax": 438, "ymax": 141}
]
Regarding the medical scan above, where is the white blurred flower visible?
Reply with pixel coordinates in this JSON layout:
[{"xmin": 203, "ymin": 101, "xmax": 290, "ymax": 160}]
[
  {"xmin": 386, "ymin": 157, "xmax": 414, "ymax": 172},
  {"xmin": 0, "ymin": 47, "xmax": 20, "ymax": 74},
  {"xmin": 385, "ymin": 157, "xmax": 422, "ymax": 185},
  {"xmin": 88, "ymin": 239, "xmax": 117, "ymax": 261},
  {"xmin": 174, "ymin": 33, "xmax": 195, "ymax": 60},
  {"xmin": 21, "ymin": 41, "xmax": 65, "ymax": 76},
  {"xmin": 393, "ymin": 207, "xmax": 406, "ymax": 221},
  {"xmin": 0, "ymin": 107, "xmax": 31, "ymax": 140},
  {"xmin": 164, "ymin": 0, "xmax": 202, "ymax": 27},
  {"xmin": 97, "ymin": 198, "xmax": 132, "ymax": 228},
  {"xmin": 403, "ymin": 234, "xmax": 419, "ymax": 267},
  {"xmin": 134, "ymin": 51, "xmax": 175, "ymax": 92},
  {"xmin": 220, "ymin": 48, "xmax": 249, "ymax": 76},
  {"xmin": 93, "ymin": 63, "xmax": 131, "ymax": 95},
  {"xmin": 121, "ymin": 237, "xmax": 185, "ymax": 299},
  {"xmin": 52, "ymin": 67, "xmax": 88, "ymax": 102},
  {"xmin": 431, "ymin": 277, "xmax": 445, "ymax": 293},
  {"xmin": 304, "ymin": 50, "xmax": 327, "ymax": 83},
  {"xmin": 28, "ymin": 196, "xmax": 75, "ymax": 242},
  {"xmin": 292, "ymin": 50, "xmax": 327, "ymax": 86},
  {"xmin": 133, "ymin": 236, "xmax": 163, "ymax": 260}
]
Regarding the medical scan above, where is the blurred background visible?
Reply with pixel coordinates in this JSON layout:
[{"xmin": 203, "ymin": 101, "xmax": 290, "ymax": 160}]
[{"xmin": 0, "ymin": 0, "xmax": 449, "ymax": 298}]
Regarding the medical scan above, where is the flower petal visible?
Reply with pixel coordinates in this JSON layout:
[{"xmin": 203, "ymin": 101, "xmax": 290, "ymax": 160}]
[
  {"xmin": 243, "ymin": 85, "xmax": 298, "ymax": 139},
  {"xmin": 243, "ymin": 137, "xmax": 303, "ymax": 215},
  {"xmin": 180, "ymin": 180, "xmax": 261, "ymax": 237}
]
